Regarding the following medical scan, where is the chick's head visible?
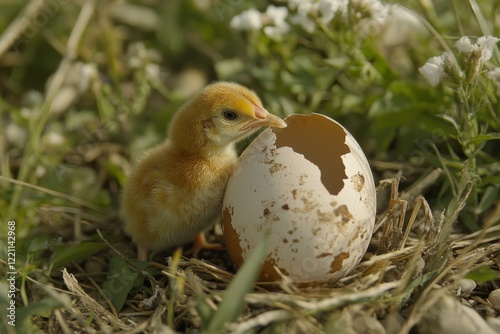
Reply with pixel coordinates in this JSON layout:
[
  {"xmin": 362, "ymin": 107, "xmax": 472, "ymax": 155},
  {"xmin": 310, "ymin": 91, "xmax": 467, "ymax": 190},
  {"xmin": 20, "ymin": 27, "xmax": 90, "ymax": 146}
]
[{"xmin": 169, "ymin": 82, "xmax": 286, "ymax": 154}]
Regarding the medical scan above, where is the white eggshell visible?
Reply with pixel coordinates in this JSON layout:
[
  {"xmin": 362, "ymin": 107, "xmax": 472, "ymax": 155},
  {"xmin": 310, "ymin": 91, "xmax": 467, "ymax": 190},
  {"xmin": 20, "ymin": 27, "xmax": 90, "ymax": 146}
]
[{"xmin": 222, "ymin": 113, "xmax": 376, "ymax": 284}]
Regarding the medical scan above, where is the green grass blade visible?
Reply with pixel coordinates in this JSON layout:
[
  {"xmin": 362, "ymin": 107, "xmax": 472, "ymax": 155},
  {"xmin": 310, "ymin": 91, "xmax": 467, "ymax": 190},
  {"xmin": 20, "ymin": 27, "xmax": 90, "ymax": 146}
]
[
  {"xmin": 206, "ymin": 234, "xmax": 269, "ymax": 333},
  {"xmin": 49, "ymin": 242, "xmax": 107, "ymax": 271},
  {"xmin": 195, "ymin": 296, "xmax": 215, "ymax": 329}
]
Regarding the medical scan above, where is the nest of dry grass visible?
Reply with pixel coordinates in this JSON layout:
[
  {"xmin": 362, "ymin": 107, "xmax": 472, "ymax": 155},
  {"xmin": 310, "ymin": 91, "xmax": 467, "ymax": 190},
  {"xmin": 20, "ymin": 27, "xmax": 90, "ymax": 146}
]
[{"xmin": 23, "ymin": 169, "xmax": 500, "ymax": 334}]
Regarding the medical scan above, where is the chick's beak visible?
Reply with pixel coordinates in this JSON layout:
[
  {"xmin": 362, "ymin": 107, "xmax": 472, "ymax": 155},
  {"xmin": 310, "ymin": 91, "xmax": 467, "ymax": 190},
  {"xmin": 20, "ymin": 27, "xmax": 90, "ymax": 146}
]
[{"xmin": 241, "ymin": 104, "xmax": 287, "ymax": 130}]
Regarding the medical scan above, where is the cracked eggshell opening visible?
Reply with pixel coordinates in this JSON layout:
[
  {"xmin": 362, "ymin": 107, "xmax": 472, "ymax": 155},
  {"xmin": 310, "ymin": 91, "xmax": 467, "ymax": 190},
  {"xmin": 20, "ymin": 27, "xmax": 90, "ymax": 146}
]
[{"xmin": 222, "ymin": 113, "xmax": 376, "ymax": 284}]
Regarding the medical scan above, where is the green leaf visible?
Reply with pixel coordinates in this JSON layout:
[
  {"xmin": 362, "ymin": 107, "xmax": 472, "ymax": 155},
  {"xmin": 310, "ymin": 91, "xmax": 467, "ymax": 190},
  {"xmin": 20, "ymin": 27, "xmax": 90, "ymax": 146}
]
[
  {"xmin": 0, "ymin": 277, "xmax": 71, "ymax": 333},
  {"xmin": 49, "ymin": 242, "xmax": 107, "ymax": 270},
  {"xmin": 465, "ymin": 266, "xmax": 499, "ymax": 283},
  {"xmin": 26, "ymin": 235, "xmax": 52, "ymax": 254},
  {"xmin": 15, "ymin": 297, "xmax": 65, "ymax": 334},
  {"xmin": 16, "ymin": 297, "xmax": 65, "ymax": 321},
  {"xmin": 65, "ymin": 109, "xmax": 98, "ymax": 131},
  {"xmin": 102, "ymin": 257, "xmax": 147, "ymax": 312},
  {"xmin": 470, "ymin": 133, "xmax": 500, "ymax": 145},
  {"xmin": 437, "ymin": 114, "xmax": 460, "ymax": 133},
  {"xmin": 95, "ymin": 84, "xmax": 118, "ymax": 124},
  {"xmin": 195, "ymin": 296, "xmax": 215, "ymax": 329},
  {"xmin": 105, "ymin": 160, "xmax": 127, "ymax": 187},
  {"xmin": 215, "ymin": 58, "xmax": 246, "ymax": 80},
  {"xmin": 460, "ymin": 208, "xmax": 480, "ymax": 232},
  {"xmin": 480, "ymin": 176, "xmax": 500, "ymax": 188},
  {"xmin": 158, "ymin": 0, "xmax": 184, "ymax": 56},
  {"xmin": 205, "ymin": 234, "xmax": 269, "ymax": 333},
  {"xmin": 476, "ymin": 185, "xmax": 499, "ymax": 214},
  {"xmin": 324, "ymin": 56, "xmax": 349, "ymax": 69}
]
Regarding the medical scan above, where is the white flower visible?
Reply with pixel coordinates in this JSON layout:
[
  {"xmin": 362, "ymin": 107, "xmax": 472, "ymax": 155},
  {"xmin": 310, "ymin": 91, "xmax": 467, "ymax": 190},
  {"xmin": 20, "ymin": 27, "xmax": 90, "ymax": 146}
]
[
  {"xmin": 23, "ymin": 90, "xmax": 44, "ymax": 108},
  {"xmin": 44, "ymin": 131, "xmax": 65, "ymax": 147},
  {"xmin": 487, "ymin": 67, "xmax": 500, "ymax": 80},
  {"xmin": 265, "ymin": 5, "xmax": 288, "ymax": 26},
  {"xmin": 290, "ymin": 14, "xmax": 315, "ymax": 33},
  {"xmin": 454, "ymin": 36, "xmax": 473, "ymax": 53},
  {"xmin": 380, "ymin": 5, "xmax": 425, "ymax": 47},
  {"xmin": 477, "ymin": 36, "xmax": 500, "ymax": 48},
  {"xmin": 264, "ymin": 24, "xmax": 291, "ymax": 39},
  {"xmin": 319, "ymin": 0, "xmax": 348, "ymax": 24},
  {"xmin": 20, "ymin": 107, "xmax": 35, "ymax": 119},
  {"xmin": 288, "ymin": 0, "xmax": 313, "ymax": 10},
  {"xmin": 371, "ymin": 3, "xmax": 391, "ymax": 25},
  {"xmin": 354, "ymin": 0, "xmax": 391, "ymax": 24},
  {"xmin": 296, "ymin": 1, "xmax": 317, "ymax": 16},
  {"xmin": 290, "ymin": 2, "xmax": 317, "ymax": 33},
  {"xmin": 79, "ymin": 63, "xmax": 98, "ymax": 92},
  {"xmin": 263, "ymin": 5, "xmax": 290, "ymax": 39},
  {"xmin": 6, "ymin": 123, "xmax": 28, "ymax": 148},
  {"xmin": 419, "ymin": 54, "xmax": 446, "ymax": 87},
  {"xmin": 145, "ymin": 63, "xmax": 160, "ymax": 81},
  {"xmin": 455, "ymin": 35, "xmax": 499, "ymax": 62},
  {"xmin": 476, "ymin": 36, "xmax": 499, "ymax": 62},
  {"xmin": 488, "ymin": 67, "xmax": 500, "ymax": 94},
  {"xmin": 35, "ymin": 165, "xmax": 47, "ymax": 178},
  {"xmin": 230, "ymin": 9, "xmax": 262, "ymax": 31}
]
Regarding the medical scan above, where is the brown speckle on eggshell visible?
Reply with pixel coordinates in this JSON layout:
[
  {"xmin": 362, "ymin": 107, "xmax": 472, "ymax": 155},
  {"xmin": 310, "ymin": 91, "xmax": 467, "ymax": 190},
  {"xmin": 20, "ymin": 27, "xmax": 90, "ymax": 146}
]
[
  {"xmin": 351, "ymin": 172, "xmax": 365, "ymax": 192},
  {"xmin": 221, "ymin": 205, "xmax": 244, "ymax": 268},
  {"xmin": 330, "ymin": 252, "xmax": 350, "ymax": 273},
  {"xmin": 334, "ymin": 205, "xmax": 353, "ymax": 225}
]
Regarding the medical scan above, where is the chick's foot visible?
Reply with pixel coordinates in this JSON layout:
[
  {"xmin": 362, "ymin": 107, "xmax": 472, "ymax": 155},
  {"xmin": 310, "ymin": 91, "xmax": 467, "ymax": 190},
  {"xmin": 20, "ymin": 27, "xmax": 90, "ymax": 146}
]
[{"xmin": 189, "ymin": 233, "xmax": 225, "ymax": 258}]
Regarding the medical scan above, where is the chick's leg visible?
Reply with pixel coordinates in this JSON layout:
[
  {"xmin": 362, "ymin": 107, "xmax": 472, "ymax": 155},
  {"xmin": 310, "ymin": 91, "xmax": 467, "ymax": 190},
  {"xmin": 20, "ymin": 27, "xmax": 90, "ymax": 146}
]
[
  {"xmin": 137, "ymin": 245, "xmax": 150, "ymax": 261},
  {"xmin": 191, "ymin": 233, "xmax": 225, "ymax": 258}
]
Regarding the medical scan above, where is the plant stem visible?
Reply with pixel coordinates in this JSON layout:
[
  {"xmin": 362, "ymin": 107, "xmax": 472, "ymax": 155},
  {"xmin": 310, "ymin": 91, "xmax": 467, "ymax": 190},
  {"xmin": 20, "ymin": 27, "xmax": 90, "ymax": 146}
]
[{"xmin": 7, "ymin": 0, "xmax": 97, "ymax": 220}]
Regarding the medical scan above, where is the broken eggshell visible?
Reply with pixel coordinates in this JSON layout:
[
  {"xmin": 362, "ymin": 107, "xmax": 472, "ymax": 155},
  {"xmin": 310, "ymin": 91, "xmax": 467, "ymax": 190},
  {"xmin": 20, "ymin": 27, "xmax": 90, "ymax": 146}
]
[{"xmin": 222, "ymin": 113, "xmax": 376, "ymax": 284}]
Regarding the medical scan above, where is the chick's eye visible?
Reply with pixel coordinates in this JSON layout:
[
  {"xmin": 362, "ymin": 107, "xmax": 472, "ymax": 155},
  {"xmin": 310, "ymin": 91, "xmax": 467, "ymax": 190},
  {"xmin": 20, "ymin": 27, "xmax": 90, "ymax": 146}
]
[{"xmin": 222, "ymin": 110, "xmax": 239, "ymax": 121}]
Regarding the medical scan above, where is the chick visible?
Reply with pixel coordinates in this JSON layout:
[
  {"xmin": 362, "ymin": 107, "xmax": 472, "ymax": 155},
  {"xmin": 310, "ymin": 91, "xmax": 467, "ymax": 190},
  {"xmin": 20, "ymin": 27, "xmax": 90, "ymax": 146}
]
[{"xmin": 121, "ymin": 81, "xmax": 287, "ymax": 260}]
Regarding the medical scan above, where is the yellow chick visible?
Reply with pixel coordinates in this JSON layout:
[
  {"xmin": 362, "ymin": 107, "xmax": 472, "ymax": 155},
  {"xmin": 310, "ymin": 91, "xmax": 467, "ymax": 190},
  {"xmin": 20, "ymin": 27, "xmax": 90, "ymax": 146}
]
[{"xmin": 121, "ymin": 81, "xmax": 287, "ymax": 260}]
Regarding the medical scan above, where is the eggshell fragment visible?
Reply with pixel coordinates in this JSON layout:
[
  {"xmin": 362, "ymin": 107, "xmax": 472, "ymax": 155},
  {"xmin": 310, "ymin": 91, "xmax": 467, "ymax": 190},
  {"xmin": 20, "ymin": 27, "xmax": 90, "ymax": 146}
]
[{"xmin": 222, "ymin": 113, "xmax": 376, "ymax": 284}]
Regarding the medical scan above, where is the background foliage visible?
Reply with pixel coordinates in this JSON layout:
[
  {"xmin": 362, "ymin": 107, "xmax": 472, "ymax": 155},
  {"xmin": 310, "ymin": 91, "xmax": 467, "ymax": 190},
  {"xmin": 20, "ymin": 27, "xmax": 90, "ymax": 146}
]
[{"xmin": 0, "ymin": 0, "xmax": 499, "ymax": 333}]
